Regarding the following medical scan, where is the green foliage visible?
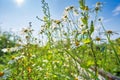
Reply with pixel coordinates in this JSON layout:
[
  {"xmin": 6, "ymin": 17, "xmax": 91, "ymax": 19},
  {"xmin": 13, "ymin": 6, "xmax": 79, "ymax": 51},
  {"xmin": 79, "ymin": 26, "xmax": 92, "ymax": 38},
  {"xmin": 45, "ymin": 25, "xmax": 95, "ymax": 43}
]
[
  {"xmin": 0, "ymin": 32, "xmax": 16, "ymax": 56},
  {"xmin": 90, "ymin": 21, "xmax": 94, "ymax": 35}
]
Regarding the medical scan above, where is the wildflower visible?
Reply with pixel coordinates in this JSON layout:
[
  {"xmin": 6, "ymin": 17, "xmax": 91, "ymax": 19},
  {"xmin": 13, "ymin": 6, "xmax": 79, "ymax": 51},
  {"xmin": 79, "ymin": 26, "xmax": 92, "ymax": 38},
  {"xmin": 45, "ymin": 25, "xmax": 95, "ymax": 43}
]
[
  {"xmin": 23, "ymin": 29, "xmax": 28, "ymax": 33},
  {"xmin": 10, "ymin": 47, "xmax": 21, "ymax": 52},
  {"xmin": 74, "ymin": 77, "xmax": 78, "ymax": 80},
  {"xmin": 98, "ymin": 18, "xmax": 101, "ymax": 21},
  {"xmin": 75, "ymin": 41, "xmax": 79, "ymax": 46},
  {"xmin": 96, "ymin": 2, "xmax": 101, "ymax": 7},
  {"xmin": 107, "ymin": 30, "xmax": 113, "ymax": 34},
  {"xmin": 27, "ymin": 67, "xmax": 32, "ymax": 73},
  {"xmin": 54, "ymin": 20, "xmax": 61, "ymax": 24},
  {"xmin": 95, "ymin": 2, "xmax": 103, "ymax": 12},
  {"xmin": 79, "ymin": 24, "xmax": 86, "ymax": 29},
  {"xmin": 18, "ymin": 39, "xmax": 22, "ymax": 42},
  {"xmin": 63, "ymin": 64, "xmax": 69, "ymax": 67},
  {"xmin": 0, "ymin": 72, "xmax": 4, "ymax": 77},
  {"xmin": 25, "ymin": 36, "xmax": 30, "ymax": 39},
  {"xmin": 1, "ymin": 48, "xmax": 10, "ymax": 53},
  {"xmin": 73, "ymin": 9, "xmax": 79, "ymax": 16},
  {"xmin": 63, "ymin": 15, "xmax": 68, "ymax": 19},
  {"xmin": 65, "ymin": 6, "xmax": 74, "ymax": 11},
  {"xmin": 95, "ymin": 7, "xmax": 100, "ymax": 12},
  {"xmin": 95, "ymin": 37, "xmax": 101, "ymax": 41},
  {"xmin": 15, "ymin": 55, "xmax": 25, "ymax": 61},
  {"xmin": 69, "ymin": 6, "xmax": 74, "ymax": 10},
  {"xmin": 2, "ymin": 47, "xmax": 22, "ymax": 53},
  {"xmin": 84, "ymin": 6, "xmax": 89, "ymax": 11},
  {"xmin": 21, "ymin": 27, "xmax": 34, "ymax": 34},
  {"xmin": 81, "ymin": 29, "xmax": 88, "ymax": 34},
  {"xmin": 37, "ymin": 66, "xmax": 43, "ymax": 71},
  {"xmin": 35, "ymin": 38, "xmax": 37, "ymax": 40},
  {"xmin": 32, "ymin": 64, "xmax": 36, "ymax": 67},
  {"xmin": 31, "ymin": 55, "xmax": 36, "ymax": 58},
  {"xmin": 106, "ymin": 30, "xmax": 119, "ymax": 35},
  {"xmin": 8, "ymin": 60, "xmax": 15, "ymax": 64},
  {"xmin": 62, "ymin": 15, "xmax": 68, "ymax": 21},
  {"xmin": 43, "ymin": 16, "xmax": 48, "ymax": 22}
]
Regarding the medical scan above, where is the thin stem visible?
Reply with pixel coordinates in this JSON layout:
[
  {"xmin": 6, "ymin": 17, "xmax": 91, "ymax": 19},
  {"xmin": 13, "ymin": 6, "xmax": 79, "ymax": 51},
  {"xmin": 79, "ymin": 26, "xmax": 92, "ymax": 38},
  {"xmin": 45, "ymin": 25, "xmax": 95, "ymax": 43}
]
[{"xmin": 100, "ymin": 21, "xmax": 120, "ymax": 65}]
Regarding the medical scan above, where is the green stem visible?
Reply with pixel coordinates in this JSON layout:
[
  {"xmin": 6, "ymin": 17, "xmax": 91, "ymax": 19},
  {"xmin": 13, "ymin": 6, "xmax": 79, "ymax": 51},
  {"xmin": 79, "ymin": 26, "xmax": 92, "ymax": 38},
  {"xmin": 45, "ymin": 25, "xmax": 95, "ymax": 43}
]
[
  {"xmin": 88, "ymin": 33, "xmax": 98, "ymax": 78},
  {"xmin": 100, "ymin": 21, "xmax": 120, "ymax": 65}
]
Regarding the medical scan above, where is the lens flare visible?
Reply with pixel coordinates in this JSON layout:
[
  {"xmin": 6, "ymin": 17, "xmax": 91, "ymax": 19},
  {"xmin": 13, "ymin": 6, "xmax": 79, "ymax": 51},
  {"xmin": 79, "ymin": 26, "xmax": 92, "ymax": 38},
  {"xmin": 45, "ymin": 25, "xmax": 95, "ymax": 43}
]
[{"xmin": 15, "ymin": 0, "xmax": 24, "ymax": 7}]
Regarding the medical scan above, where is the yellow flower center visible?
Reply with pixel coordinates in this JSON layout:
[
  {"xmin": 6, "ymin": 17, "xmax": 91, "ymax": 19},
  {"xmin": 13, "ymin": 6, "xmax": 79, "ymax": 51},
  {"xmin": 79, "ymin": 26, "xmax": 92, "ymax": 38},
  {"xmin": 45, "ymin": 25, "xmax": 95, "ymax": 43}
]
[
  {"xmin": 107, "ymin": 30, "xmax": 113, "ymax": 34},
  {"xmin": 96, "ymin": 37, "xmax": 101, "ymax": 41},
  {"xmin": 75, "ymin": 41, "xmax": 79, "ymax": 46}
]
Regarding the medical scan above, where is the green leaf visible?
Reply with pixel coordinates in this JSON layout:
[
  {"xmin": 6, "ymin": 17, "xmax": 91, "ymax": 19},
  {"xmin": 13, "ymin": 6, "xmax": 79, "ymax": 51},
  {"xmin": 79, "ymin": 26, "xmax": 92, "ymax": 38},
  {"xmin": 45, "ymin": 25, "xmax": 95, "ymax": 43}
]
[
  {"xmin": 86, "ymin": 60, "xmax": 94, "ymax": 67},
  {"xmin": 81, "ymin": 17, "xmax": 88, "ymax": 25},
  {"xmin": 90, "ymin": 21, "xmax": 94, "ymax": 35},
  {"xmin": 79, "ymin": 0, "xmax": 85, "ymax": 10},
  {"xmin": 83, "ymin": 38, "xmax": 91, "ymax": 44}
]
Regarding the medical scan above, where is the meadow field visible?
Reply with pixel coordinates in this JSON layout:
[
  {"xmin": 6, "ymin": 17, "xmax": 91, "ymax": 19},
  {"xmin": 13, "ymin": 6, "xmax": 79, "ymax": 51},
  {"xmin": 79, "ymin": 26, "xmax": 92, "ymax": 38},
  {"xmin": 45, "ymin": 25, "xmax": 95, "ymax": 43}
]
[{"xmin": 0, "ymin": 0, "xmax": 120, "ymax": 80}]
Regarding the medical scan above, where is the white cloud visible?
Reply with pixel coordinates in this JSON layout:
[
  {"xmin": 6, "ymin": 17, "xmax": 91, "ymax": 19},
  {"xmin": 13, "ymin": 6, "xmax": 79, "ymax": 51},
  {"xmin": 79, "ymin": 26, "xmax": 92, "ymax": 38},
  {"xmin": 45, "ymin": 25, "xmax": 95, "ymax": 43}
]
[{"xmin": 113, "ymin": 5, "xmax": 120, "ymax": 16}]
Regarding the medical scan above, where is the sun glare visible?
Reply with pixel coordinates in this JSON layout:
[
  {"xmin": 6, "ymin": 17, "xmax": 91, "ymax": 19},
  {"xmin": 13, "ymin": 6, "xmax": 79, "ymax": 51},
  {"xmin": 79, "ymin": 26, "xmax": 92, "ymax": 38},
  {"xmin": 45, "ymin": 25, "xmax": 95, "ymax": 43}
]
[{"xmin": 15, "ymin": 0, "xmax": 24, "ymax": 7}]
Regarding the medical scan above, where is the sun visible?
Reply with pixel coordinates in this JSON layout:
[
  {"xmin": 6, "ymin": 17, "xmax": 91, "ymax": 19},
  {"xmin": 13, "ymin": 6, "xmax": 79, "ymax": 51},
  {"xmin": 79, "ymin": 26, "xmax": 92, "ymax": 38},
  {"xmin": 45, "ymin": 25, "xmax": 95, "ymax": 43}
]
[{"xmin": 15, "ymin": 0, "xmax": 24, "ymax": 7}]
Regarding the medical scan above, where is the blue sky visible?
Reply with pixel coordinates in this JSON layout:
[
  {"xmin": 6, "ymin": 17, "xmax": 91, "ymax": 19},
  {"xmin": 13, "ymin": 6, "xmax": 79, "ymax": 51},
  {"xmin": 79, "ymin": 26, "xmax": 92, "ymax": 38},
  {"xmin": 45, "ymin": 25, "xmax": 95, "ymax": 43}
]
[{"xmin": 0, "ymin": 0, "xmax": 120, "ymax": 38}]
